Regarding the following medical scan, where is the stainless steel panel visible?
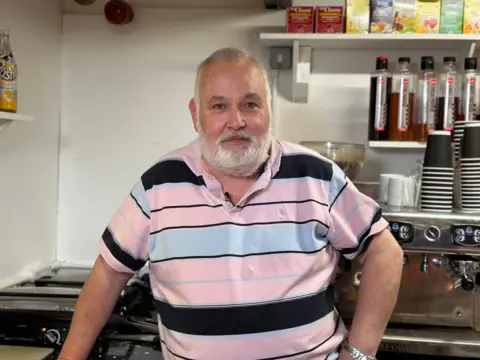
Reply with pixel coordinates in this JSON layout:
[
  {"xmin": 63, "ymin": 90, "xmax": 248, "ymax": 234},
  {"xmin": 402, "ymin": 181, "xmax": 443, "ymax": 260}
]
[
  {"xmin": 0, "ymin": 286, "xmax": 81, "ymax": 296},
  {"xmin": 336, "ymin": 207, "xmax": 480, "ymax": 331},
  {"xmin": 335, "ymin": 254, "xmax": 476, "ymax": 328},
  {"xmin": 0, "ymin": 346, "xmax": 53, "ymax": 360},
  {"xmin": 379, "ymin": 327, "xmax": 480, "ymax": 358}
]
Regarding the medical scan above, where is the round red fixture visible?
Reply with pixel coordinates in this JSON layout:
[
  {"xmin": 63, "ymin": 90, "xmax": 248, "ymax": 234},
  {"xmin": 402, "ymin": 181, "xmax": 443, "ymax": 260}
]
[{"xmin": 104, "ymin": 0, "xmax": 134, "ymax": 25}]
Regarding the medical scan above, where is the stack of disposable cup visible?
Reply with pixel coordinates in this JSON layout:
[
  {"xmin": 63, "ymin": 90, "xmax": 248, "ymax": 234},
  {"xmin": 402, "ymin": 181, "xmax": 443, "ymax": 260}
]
[
  {"xmin": 453, "ymin": 120, "xmax": 480, "ymax": 163},
  {"xmin": 457, "ymin": 122, "xmax": 480, "ymax": 212},
  {"xmin": 420, "ymin": 131, "xmax": 454, "ymax": 212}
]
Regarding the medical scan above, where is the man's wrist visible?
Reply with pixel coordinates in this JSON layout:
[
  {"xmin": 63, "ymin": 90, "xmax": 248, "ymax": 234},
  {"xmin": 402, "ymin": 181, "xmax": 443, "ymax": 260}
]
[
  {"xmin": 341, "ymin": 339, "xmax": 377, "ymax": 360},
  {"xmin": 346, "ymin": 333, "xmax": 380, "ymax": 356}
]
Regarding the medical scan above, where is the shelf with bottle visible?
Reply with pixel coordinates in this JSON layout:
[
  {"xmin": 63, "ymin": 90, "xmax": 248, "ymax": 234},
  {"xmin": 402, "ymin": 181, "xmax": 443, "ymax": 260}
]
[
  {"xmin": 368, "ymin": 53, "xmax": 478, "ymax": 148},
  {"xmin": 0, "ymin": 112, "xmax": 35, "ymax": 134},
  {"xmin": 0, "ymin": 29, "xmax": 28, "ymax": 135},
  {"xmin": 259, "ymin": 33, "xmax": 480, "ymax": 51},
  {"xmin": 259, "ymin": 32, "xmax": 479, "ymax": 103}
]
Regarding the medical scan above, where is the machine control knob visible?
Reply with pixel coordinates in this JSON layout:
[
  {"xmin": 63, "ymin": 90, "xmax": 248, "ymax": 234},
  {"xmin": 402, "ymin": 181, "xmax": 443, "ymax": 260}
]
[
  {"xmin": 425, "ymin": 226, "xmax": 441, "ymax": 241},
  {"xmin": 462, "ymin": 277, "xmax": 475, "ymax": 292},
  {"xmin": 44, "ymin": 329, "xmax": 62, "ymax": 345}
]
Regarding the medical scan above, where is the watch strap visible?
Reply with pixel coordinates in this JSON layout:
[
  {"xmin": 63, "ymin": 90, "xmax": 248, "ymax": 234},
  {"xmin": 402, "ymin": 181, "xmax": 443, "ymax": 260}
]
[{"xmin": 341, "ymin": 339, "xmax": 377, "ymax": 360}]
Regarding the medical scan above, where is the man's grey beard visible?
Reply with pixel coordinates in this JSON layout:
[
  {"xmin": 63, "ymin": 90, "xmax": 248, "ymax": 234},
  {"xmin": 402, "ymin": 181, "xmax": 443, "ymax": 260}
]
[{"xmin": 197, "ymin": 122, "xmax": 272, "ymax": 177}]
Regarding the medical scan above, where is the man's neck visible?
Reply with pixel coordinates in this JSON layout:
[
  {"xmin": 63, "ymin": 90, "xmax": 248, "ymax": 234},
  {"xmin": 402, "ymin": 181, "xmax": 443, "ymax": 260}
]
[{"xmin": 203, "ymin": 160, "xmax": 261, "ymax": 183}]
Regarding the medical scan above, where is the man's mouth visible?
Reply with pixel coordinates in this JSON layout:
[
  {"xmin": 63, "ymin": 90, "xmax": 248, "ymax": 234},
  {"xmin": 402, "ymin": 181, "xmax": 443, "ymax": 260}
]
[{"xmin": 222, "ymin": 137, "xmax": 250, "ymax": 143}]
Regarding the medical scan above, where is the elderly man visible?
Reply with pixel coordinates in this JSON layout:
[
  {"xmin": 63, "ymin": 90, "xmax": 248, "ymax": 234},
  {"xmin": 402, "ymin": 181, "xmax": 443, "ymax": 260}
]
[{"xmin": 59, "ymin": 47, "xmax": 403, "ymax": 360}]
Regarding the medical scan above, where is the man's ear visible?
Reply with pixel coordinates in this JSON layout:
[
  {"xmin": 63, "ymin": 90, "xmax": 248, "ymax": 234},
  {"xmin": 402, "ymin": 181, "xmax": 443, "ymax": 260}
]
[{"xmin": 189, "ymin": 98, "xmax": 199, "ymax": 133}]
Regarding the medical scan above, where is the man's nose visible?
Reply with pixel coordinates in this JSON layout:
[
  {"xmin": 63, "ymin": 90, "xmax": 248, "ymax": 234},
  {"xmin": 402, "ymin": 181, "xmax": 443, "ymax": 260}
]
[{"xmin": 227, "ymin": 109, "xmax": 246, "ymax": 130}]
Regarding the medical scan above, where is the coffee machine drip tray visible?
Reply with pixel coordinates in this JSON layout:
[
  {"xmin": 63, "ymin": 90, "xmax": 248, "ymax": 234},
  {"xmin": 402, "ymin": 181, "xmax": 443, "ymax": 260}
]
[{"xmin": 379, "ymin": 326, "xmax": 480, "ymax": 358}]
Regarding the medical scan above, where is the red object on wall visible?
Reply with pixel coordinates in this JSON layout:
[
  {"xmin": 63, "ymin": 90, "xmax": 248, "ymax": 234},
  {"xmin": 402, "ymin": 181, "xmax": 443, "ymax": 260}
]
[{"xmin": 104, "ymin": 0, "xmax": 134, "ymax": 25}]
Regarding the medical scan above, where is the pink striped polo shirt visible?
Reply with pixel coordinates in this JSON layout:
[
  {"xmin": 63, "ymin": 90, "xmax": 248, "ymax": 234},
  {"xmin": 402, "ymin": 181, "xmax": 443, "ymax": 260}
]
[{"xmin": 99, "ymin": 138, "xmax": 389, "ymax": 360}]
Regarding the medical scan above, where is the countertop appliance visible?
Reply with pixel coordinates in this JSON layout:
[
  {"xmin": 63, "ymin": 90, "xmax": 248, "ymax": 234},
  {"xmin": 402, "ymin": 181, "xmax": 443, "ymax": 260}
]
[{"xmin": 335, "ymin": 206, "xmax": 480, "ymax": 358}]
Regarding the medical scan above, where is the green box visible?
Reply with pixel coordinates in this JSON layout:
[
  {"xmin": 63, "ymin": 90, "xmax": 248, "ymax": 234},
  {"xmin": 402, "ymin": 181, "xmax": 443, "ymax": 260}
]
[{"xmin": 440, "ymin": 0, "xmax": 464, "ymax": 34}]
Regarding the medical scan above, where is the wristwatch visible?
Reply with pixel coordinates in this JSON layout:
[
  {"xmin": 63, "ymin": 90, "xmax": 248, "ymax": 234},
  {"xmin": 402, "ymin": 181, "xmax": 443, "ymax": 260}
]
[{"xmin": 341, "ymin": 339, "xmax": 377, "ymax": 360}]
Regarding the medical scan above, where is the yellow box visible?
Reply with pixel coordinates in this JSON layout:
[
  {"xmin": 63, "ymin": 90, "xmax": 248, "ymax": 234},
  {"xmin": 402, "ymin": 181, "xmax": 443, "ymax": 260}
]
[
  {"xmin": 464, "ymin": 0, "xmax": 480, "ymax": 34},
  {"xmin": 346, "ymin": 0, "xmax": 370, "ymax": 33},
  {"xmin": 416, "ymin": 0, "xmax": 441, "ymax": 33},
  {"xmin": 393, "ymin": 0, "xmax": 417, "ymax": 33}
]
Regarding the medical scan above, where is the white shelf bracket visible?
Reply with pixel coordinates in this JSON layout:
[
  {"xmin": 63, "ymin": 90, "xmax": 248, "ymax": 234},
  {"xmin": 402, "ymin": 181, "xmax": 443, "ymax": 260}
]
[
  {"xmin": 292, "ymin": 40, "xmax": 311, "ymax": 103},
  {"xmin": 0, "ymin": 119, "xmax": 12, "ymax": 134},
  {"xmin": 0, "ymin": 112, "xmax": 34, "ymax": 134}
]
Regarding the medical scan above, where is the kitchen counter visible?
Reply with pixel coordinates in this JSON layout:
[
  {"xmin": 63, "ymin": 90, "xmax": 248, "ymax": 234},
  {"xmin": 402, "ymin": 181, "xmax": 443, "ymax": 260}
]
[
  {"xmin": 2, "ymin": 267, "xmax": 479, "ymax": 360},
  {"xmin": 0, "ymin": 346, "xmax": 53, "ymax": 360}
]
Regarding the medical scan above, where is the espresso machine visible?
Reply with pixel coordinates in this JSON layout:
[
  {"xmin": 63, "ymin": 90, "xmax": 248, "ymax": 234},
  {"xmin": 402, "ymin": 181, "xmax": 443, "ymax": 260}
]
[{"xmin": 335, "ymin": 206, "xmax": 480, "ymax": 358}]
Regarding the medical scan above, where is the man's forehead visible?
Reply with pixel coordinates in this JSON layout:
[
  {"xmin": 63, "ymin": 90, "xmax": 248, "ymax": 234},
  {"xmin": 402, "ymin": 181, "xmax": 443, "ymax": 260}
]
[
  {"xmin": 207, "ymin": 92, "xmax": 262, "ymax": 102},
  {"xmin": 201, "ymin": 60, "xmax": 264, "ymax": 85}
]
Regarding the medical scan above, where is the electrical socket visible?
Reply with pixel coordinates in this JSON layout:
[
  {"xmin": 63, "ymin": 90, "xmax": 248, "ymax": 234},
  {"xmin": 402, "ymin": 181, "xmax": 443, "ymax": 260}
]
[{"xmin": 269, "ymin": 47, "xmax": 292, "ymax": 70}]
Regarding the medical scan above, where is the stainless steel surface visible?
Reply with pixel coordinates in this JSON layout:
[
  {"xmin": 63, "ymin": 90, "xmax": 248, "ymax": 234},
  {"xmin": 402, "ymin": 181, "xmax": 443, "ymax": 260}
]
[
  {"xmin": 382, "ymin": 205, "xmax": 480, "ymax": 222},
  {"xmin": 336, "ymin": 253, "xmax": 478, "ymax": 328},
  {"xmin": 0, "ymin": 346, "xmax": 53, "ymax": 360},
  {"xmin": 0, "ymin": 286, "xmax": 78, "ymax": 312},
  {"xmin": 336, "ymin": 207, "xmax": 480, "ymax": 358},
  {"xmin": 0, "ymin": 286, "xmax": 81, "ymax": 296},
  {"xmin": 379, "ymin": 327, "xmax": 480, "ymax": 357},
  {"xmin": 381, "ymin": 206, "xmax": 480, "ymax": 255}
]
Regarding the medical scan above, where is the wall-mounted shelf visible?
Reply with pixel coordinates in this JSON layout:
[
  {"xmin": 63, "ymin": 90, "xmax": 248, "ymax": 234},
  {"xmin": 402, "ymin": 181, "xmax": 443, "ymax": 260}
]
[
  {"xmin": 0, "ymin": 111, "xmax": 34, "ymax": 134},
  {"xmin": 369, "ymin": 141, "xmax": 426, "ymax": 149},
  {"xmin": 260, "ymin": 33, "xmax": 480, "ymax": 50},
  {"xmin": 260, "ymin": 32, "xmax": 480, "ymax": 103}
]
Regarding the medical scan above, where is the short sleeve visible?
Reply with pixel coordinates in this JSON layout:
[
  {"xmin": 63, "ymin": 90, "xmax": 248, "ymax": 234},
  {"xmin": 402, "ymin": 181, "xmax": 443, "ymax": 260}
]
[
  {"xmin": 99, "ymin": 178, "xmax": 151, "ymax": 274},
  {"xmin": 326, "ymin": 162, "xmax": 389, "ymax": 260}
]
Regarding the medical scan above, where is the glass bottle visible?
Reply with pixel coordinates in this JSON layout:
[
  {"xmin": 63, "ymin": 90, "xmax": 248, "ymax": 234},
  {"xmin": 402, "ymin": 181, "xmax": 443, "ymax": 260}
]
[
  {"xmin": 414, "ymin": 56, "xmax": 437, "ymax": 142},
  {"xmin": 368, "ymin": 56, "xmax": 392, "ymax": 141},
  {"xmin": 0, "ymin": 30, "xmax": 17, "ymax": 113},
  {"xmin": 390, "ymin": 57, "xmax": 415, "ymax": 141}
]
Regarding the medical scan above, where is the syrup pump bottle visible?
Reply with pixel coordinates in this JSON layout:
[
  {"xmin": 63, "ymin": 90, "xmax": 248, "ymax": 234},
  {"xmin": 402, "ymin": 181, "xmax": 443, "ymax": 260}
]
[
  {"xmin": 390, "ymin": 57, "xmax": 415, "ymax": 141},
  {"xmin": 368, "ymin": 56, "xmax": 392, "ymax": 141},
  {"xmin": 436, "ymin": 57, "xmax": 459, "ymax": 132},
  {"xmin": 459, "ymin": 57, "xmax": 478, "ymax": 122},
  {"xmin": 414, "ymin": 56, "xmax": 437, "ymax": 142}
]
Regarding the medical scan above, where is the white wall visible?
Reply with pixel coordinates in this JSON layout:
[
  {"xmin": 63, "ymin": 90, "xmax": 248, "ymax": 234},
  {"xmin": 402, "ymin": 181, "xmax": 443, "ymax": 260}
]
[
  {"xmin": 57, "ymin": 5, "xmax": 283, "ymax": 265},
  {"xmin": 0, "ymin": 0, "xmax": 63, "ymax": 287},
  {"xmin": 58, "ymin": 0, "xmax": 434, "ymax": 265}
]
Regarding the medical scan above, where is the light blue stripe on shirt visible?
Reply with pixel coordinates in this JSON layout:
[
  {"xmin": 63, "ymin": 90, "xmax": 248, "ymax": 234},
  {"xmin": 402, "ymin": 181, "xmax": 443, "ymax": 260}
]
[{"xmin": 149, "ymin": 221, "xmax": 329, "ymax": 262}]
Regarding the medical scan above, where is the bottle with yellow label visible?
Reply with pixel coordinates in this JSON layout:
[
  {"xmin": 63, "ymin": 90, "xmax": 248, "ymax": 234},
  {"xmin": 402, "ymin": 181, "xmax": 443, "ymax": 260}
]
[{"xmin": 0, "ymin": 30, "xmax": 17, "ymax": 113}]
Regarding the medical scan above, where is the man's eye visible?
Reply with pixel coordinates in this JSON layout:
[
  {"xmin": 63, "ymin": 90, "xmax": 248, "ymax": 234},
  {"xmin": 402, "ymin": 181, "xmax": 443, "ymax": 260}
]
[
  {"xmin": 245, "ymin": 102, "xmax": 258, "ymax": 109},
  {"xmin": 212, "ymin": 104, "xmax": 225, "ymax": 110}
]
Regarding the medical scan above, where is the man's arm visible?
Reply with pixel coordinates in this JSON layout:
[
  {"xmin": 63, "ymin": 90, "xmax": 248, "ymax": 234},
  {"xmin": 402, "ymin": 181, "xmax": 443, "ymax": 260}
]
[
  {"xmin": 324, "ymin": 162, "xmax": 403, "ymax": 359},
  {"xmin": 58, "ymin": 256, "xmax": 132, "ymax": 360},
  {"xmin": 340, "ymin": 229, "xmax": 403, "ymax": 359}
]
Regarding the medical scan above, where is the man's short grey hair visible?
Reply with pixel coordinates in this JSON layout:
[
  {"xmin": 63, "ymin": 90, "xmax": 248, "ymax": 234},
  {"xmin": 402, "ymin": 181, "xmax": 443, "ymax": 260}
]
[{"xmin": 194, "ymin": 47, "xmax": 272, "ymax": 114}]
